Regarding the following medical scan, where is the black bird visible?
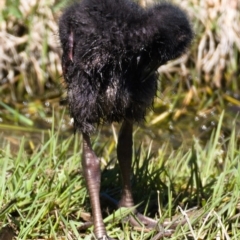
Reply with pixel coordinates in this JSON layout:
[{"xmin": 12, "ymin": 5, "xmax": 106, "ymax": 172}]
[{"xmin": 59, "ymin": 0, "xmax": 193, "ymax": 239}]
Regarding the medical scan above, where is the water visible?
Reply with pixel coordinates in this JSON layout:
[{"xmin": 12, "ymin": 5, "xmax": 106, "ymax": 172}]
[{"xmin": 1, "ymin": 92, "xmax": 240, "ymax": 156}]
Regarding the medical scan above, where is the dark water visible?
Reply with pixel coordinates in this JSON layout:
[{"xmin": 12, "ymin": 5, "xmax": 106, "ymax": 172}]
[{"xmin": 1, "ymin": 100, "xmax": 240, "ymax": 155}]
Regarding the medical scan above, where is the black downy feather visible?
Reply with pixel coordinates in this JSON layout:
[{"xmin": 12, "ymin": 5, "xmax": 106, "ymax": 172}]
[{"xmin": 59, "ymin": 0, "xmax": 193, "ymax": 134}]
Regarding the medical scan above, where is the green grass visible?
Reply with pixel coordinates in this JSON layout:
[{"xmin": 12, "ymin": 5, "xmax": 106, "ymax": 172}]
[{"xmin": 0, "ymin": 112, "xmax": 240, "ymax": 239}]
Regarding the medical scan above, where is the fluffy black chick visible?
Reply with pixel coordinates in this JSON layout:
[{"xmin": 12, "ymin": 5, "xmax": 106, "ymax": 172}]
[{"xmin": 59, "ymin": 0, "xmax": 193, "ymax": 239}]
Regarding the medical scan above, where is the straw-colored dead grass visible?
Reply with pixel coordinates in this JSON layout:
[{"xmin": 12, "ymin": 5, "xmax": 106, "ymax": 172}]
[
  {"xmin": 180, "ymin": 0, "xmax": 240, "ymax": 87},
  {"xmin": 0, "ymin": 0, "xmax": 62, "ymax": 101},
  {"xmin": 0, "ymin": 0, "xmax": 240, "ymax": 100}
]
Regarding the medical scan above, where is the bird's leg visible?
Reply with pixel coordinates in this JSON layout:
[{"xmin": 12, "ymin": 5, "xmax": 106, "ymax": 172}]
[
  {"xmin": 82, "ymin": 133, "xmax": 112, "ymax": 239},
  {"xmin": 117, "ymin": 120, "xmax": 135, "ymax": 208},
  {"xmin": 117, "ymin": 120, "xmax": 158, "ymax": 229}
]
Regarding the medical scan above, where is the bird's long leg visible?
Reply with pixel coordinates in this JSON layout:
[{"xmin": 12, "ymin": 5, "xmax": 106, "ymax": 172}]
[
  {"xmin": 117, "ymin": 120, "xmax": 162, "ymax": 230},
  {"xmin": 82, "ymin": 133, "xmax": 111, "ymax": 239},
  {"xmin": 81, "ymin": 128, "xmax": 175, "ymax": 239},
  {"xmin": 117, "ymin": 120, "xmax": 135, "ymax": 208}
]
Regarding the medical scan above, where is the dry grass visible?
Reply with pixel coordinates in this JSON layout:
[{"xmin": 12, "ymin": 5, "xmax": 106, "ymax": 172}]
[
  {"xmin": 156, "ymin": 0, "xmax": 240, "ymax": 88},
  {"xmin": 0, "ymin": 0, "xmax": 240, "ymax": 102},
  {"xmin": 0, "ymin": 0, "xmax": 62, "ymax": 102},
  {"xmin": 181, "ymin": 0, "xmax": 240, "ymax": 87}
]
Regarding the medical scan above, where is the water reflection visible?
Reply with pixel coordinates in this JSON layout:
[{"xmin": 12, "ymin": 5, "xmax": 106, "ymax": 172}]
[{"xmin": 1, "ymin": 104, "xmax": 240, "ymax": 155}]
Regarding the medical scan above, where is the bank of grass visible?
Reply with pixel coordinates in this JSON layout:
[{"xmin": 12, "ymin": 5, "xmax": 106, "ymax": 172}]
[{"xmin": 0, "ymin": 113, "xmax": 240, "ymax": 239}]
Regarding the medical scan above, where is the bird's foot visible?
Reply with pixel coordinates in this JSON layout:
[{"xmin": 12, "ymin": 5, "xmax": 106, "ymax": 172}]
[
  {"xmin": 126, "ymin": 212, "xmax": 174, "ymax": 239},
  {"xmin": 78, "ymin": 211, "xmax": 181, "ymax": 240},
  {"xmin": 78, "ymin": 219, "xmax": 93, "ymax": 231},
  {"xmin": 79, "ymin": 223, "xmax": 116, "ymax": 239},
  {"xmin": 128, "ymin": 212, "xmax": 159, "ymax": 229},
  {"xmin": 100, "ymin": 194, "xmax": 177, "ymax": 238},
  {"xmin": 79, "ymin": 194, "xmax": 194, "ymax": 239},
  {"xmin": 77, "ymin": 216, "xmax": 116, "ymax": 239}
]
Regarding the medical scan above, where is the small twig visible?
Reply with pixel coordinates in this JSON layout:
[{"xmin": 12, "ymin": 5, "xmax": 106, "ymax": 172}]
[
  {"xmin": 178, "ymin": 206, "xmax": 197, "ymax": 240},
  {"xmin": 214, "ymin": 211, "xmax": 231, "ymax": 240},
  {"xmin": 151, "ymin": 230, "xmax": 174, "ymax": 240},
  {"xmin": 196, "ymin": 209, "xmax": 213, "ymax": 239}
]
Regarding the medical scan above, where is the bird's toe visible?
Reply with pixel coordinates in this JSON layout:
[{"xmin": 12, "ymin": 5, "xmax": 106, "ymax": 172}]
[{"xmin": 128, "ymin": 212, "xmax": 159, "ymax": 229}]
